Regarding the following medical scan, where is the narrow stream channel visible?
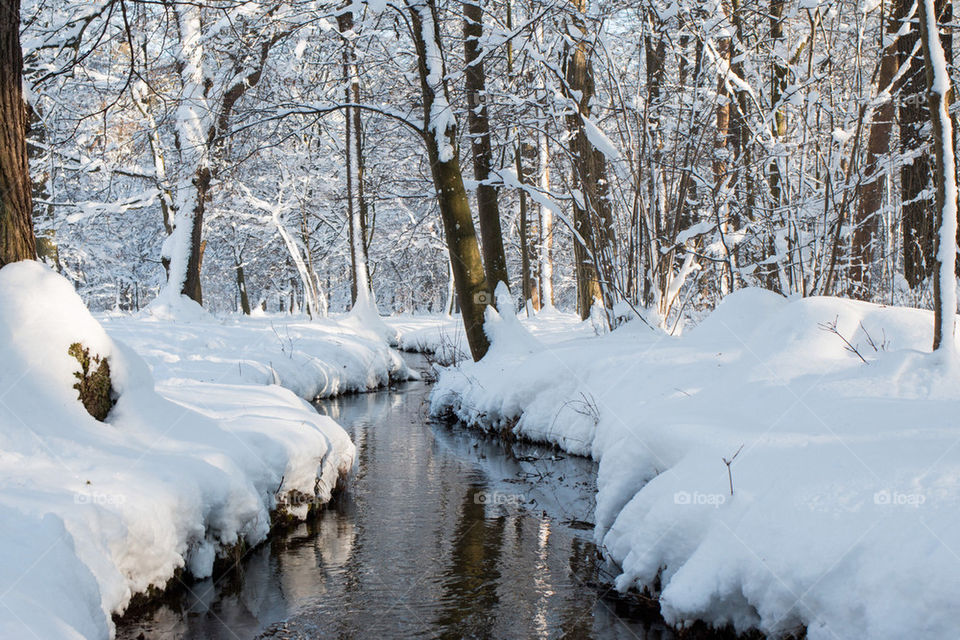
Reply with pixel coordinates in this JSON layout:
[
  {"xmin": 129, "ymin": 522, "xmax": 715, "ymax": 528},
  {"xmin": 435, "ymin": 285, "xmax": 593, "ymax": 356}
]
[{"xmin": 118, "ymin": 354, "xmax": 674, "ymax": 639}]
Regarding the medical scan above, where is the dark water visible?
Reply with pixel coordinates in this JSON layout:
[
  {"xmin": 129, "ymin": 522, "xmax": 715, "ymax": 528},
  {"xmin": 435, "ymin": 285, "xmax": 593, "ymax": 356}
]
[{"xmin": 117, "ymin": 356, "xmax": 672, "ymax": 640}]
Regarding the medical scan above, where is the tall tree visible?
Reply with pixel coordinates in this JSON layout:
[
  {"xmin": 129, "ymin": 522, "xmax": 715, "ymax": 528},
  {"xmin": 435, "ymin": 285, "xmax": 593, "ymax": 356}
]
[
  {"xmin": 899, "ymin": 0, "xmax": 936, "ymax": 287},
  {"xmin": 339, "ymin": 7, "xmax": 374, "ymax": 306},
  {"xmin": 851, "ymin": 1, "xmax": 900, "ymax": 299},
  {"xmin": 917, "ymin": 0, "xmax": 957, "ymax": 351},
  {"xmin": 0, "ymin": 0, "xmax": 36, "ymax": 268},
  {"xmin": 563, "ymin": 0, "xmax": 615, "ymax": 321},
  {"xmin": 463, "ymin": 0, "xmax": 509, "ymax": 292},
  {"xmin": 409, "ymin": 0, "xmax": 491, "ymax": 360}
]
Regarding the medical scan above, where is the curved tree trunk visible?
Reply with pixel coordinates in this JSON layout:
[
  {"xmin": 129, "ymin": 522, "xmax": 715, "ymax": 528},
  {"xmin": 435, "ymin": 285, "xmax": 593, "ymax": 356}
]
[{"xmin": 410, "ymin": 0, "xmax": 490, "ymax": 361}]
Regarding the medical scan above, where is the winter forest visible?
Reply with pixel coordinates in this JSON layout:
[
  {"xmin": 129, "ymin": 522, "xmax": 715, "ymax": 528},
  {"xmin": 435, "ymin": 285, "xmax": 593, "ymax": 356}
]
[{"xmin": 3, "ymin": 0, "xmax": 960, "ymax": 637}]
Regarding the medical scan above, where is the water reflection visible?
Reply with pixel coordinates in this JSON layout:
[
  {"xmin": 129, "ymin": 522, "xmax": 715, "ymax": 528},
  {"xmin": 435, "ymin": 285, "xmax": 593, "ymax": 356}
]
[{"xmin": 118, "ymin": 359, "xmax": 673, "ymax": 640}]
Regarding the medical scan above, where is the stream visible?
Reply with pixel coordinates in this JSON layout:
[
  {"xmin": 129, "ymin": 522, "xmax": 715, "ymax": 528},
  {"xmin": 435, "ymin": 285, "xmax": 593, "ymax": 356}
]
[{"xmin": 117, "ymin": 354, "xmax": 674, "ymax": 640}]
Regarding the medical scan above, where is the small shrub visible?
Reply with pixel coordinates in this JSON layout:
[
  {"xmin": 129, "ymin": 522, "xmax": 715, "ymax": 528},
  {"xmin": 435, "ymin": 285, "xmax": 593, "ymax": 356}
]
[{"xmin": 68, "ymin": 342, "xmax": 115, "ymax": 421}]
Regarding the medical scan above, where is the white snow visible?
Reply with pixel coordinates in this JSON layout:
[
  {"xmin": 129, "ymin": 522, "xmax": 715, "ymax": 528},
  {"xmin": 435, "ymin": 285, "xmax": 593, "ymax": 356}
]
[
  {"xmin": 923, "ymin": 0, "xmax": 959, "ymax": 354},
  {"xmin": 0, "ymin": 262, "xmax": 410, "ymax": 639},
  {"xmin": 430, "ymin": 289, "xmax": 960, "ymax": 639}
]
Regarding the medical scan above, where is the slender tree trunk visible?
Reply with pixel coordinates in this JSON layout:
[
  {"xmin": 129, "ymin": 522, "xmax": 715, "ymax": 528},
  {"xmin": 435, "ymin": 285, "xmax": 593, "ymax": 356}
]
[
  {"xmin": 563, "ymin": 0, "xmax": 614, "ymax": 320},
  {"xmin": 339, "ymin": 8, "xmax": 373, "ymax": 305},
  {"xmin": 463, "ymin": 0, "xmax": 509, "ymax": 291},
  {"xmin": 851, "ymin": 5, "xmax": 899, "ymax": 299},
  {"xmin": 918, "ymin": 0, "xmax": 957, "ymax": 351},
  {"xmin": 0, "ymin": 0, "xmax": 36, "ymax": 268},
  {"xmin": 517, "ymin": 143, "xmax": 540, "ymax": 311},
  {"xmin": 538, "ymin": 125, "xmax": 554, "ymax": 306},
  {"xmin": 410, "ymin": 0, "xmax": 490, "ymax": 360}
]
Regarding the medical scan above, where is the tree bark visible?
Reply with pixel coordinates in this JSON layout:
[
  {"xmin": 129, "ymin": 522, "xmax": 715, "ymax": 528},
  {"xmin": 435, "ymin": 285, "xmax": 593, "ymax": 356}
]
[
  {"xmin": 851, "ymin": 4, "xmax": 899, "ymax": 299},
  {"xmin": 563, "ymin": 0, "xmax": 614, "ymax": 320},
  {"xmin": 0, "ymin": 0, "xmax": 36, "ymax": 268},
  {"xmin": 463, "ymin": 0, "xmax": 509, "ymax": 292},
  {"xmin": 918, "ymin": 0, "xmax": 957, "ymax": 351},
  {"xmin": 899, "ymin": 0, "xmax": 945, "ymax": 287},
  {"xmin": 410, "ymin": 0, "xmax": 491, "ymax": 360}
]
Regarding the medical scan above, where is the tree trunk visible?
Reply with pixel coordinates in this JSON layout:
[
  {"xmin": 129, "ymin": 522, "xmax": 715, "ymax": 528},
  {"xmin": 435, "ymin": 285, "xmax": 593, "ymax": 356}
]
[
  {"xmin": 900, "ymin": 0, "xmax": 936, "ymax": 287},
  {"xmin": 236, "ymin": 262, "xmax": 251, "ymax": 315},
  {"xmin": 339, "ymin": 8, "xmax": 373, "ymax": 305},
  {"xmin": 0, "ymin": 0, "xmax": 36, "ymax": 268},
  {"xmin": 517, "ymin": 143, "xmax": 540, "ymax": 312},
  {"xmin": 463, "ymin": 0, "xmax": 509, "ymax": 292},
  {"xmin": 563, "ymin": 0, "xmax": 614, "ymax": 321},
  {"xmin": 918, "ymin": 0, "xmax": 957, "ymax": 351},
  {"xmin": 410, "ymin": 0, "xmax": 491, "ymax": 361},
  {"xmin": 851, "ymin": 5, "xmax": 899, "ymax": 299}
]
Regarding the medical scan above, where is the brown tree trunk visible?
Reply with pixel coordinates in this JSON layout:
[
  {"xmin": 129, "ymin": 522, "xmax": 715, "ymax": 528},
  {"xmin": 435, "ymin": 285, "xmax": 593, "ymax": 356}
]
[
  {"xmin": 851, "ymin": 5, "xmax": 899, "ymax": 299},
  {"xmin": 463, "ymin": 0, "xmax": 509, "ymax": 291},
  {"xmin": 0, "ymin": 0, "xmax": 36, "ymax": 268},
  {"xmin": 410, "ymin": 0, "xmax": 490, "ymax": 360},
  {"xmin": 180, "ymin": 167, "xmax": 209, "ymax": 303},
  {"xmin": 899, "ymin": 0, "xmax": 947, "ymax": 287},
  {"xmin": 564, "ymin": 0, "xmax": 614, "ymax": 320}
]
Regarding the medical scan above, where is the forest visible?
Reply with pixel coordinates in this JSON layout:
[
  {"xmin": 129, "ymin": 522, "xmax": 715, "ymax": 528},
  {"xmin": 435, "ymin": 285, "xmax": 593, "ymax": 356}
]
[{"xmin": 2, "ymin": 0, "xmax": 960, "ymax": 638}]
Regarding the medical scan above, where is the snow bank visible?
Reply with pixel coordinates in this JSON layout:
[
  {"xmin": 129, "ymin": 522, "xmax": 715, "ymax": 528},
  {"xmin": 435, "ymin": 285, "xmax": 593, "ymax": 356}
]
[
  {"xmin": 387, "ymin": 306, "xmax": 593, "ymax": 362},
  {"xmin": 431, "ymin": 288, "xmax": 960, "ymax": 639},
  {"xmin": 0, "ymin": 262, "xmax": 356, "ymax": 639},
  {"xmin": 103, "ymin": 303, "xmax": 412, "ymax": 400}
]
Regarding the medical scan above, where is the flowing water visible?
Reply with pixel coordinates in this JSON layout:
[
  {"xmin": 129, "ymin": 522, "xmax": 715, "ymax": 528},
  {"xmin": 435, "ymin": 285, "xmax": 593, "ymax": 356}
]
[{"xmin": 117, "ymin": 355, "xmax": 674, "ymax": 640}]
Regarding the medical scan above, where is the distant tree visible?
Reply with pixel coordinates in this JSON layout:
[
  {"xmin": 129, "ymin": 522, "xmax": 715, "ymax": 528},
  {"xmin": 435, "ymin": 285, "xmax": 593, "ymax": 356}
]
[{"xmin": 0, "ymin": 0, "xmax": 36, "ymax": 268}]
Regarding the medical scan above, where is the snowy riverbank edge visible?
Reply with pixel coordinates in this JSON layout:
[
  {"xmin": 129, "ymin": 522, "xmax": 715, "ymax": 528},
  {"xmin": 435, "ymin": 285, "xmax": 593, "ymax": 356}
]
[
  {"xmin": 428, "ymin": 290, "xmax": 960, "ymax": 640},
  {"xmin": 0, "ymin": 262, "xmax": 408, "ymax": 640}
]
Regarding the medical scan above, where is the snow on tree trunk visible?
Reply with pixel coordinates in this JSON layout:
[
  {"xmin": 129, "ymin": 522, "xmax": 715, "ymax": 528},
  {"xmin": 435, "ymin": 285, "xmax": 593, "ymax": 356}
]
[
  {"xmin": 919, "ymin": 0, "xmax": 958, "ymax": 352},
  {"xmin": 160, "ymin": 4, "xmax": 211, "ymax": 305},
  {"xmin": 409, "ymin": 0, "xmax": 491, "ymax": 361}
]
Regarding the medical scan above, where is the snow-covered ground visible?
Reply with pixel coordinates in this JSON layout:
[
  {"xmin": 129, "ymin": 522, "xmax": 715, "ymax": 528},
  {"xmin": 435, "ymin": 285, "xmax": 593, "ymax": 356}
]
[
  {"xmin": 103, "ymin": 300, "xmax": 411, "ymax": 399},
  {"xmin": 387, "ymin": 306, "xmax": 596, "ymax": 361},
  {"xmin": 0, "ymin": 263, "xmax": 408, "ymax": 639},
  {"xmin": 430, "ymin": 290, "xmax": 960, "ymax": 639}
]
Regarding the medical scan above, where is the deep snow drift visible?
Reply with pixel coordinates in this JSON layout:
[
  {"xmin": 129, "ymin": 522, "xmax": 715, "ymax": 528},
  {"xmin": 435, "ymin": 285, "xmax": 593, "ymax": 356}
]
[
  {"xmin": 0, "ymin": 262, "xmax": 377, "ymax": 639},
  {"xmin": 431, "ymin": 290, "xmax": 960, "ymax": 639}
]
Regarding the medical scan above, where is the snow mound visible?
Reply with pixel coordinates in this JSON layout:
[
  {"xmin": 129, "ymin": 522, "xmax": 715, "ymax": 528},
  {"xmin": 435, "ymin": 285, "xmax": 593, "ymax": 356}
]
[
  {"xmin": 0, "ymin": 262, "xmax": 355, "ymax": 639},
  {"xmin": 431, "ymin": 288, "xmax": 960, "ymax": 639}
]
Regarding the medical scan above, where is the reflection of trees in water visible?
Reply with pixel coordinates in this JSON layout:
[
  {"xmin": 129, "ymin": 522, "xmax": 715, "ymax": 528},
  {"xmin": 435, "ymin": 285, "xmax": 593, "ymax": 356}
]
[{"xmin": 434, "ymin": 482, "xmax": 506, "ymax": 639}]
